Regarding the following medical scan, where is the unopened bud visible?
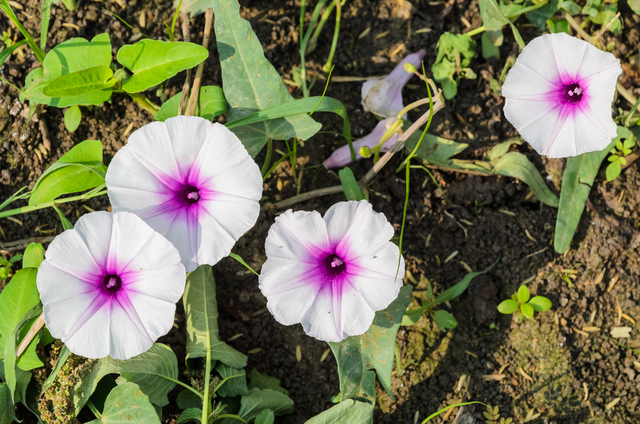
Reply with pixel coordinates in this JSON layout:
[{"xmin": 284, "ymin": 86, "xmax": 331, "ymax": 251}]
[
  {"xmin": 404, "ymin": 63, "xmax": 417, "ymax": 74},
  {"xmin": 360, "ymin": 146, "xmax": 372, "ymax": 158}
]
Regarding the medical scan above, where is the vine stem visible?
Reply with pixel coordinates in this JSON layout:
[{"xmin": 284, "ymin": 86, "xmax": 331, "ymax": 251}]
[
  {"xmin": 272, "ymin": 85, "xmax": 444, "ymax": 209},
  {"xmin": 0, "ymin": 189, "xmax": 107, "ymax": 219},
  {"xmin": 186, "ymin": 8, "xmax": 214, "ymax": 116},
  {"xmin": 179, "ymin": 12, "xmax": 192, "ymax": 116}
]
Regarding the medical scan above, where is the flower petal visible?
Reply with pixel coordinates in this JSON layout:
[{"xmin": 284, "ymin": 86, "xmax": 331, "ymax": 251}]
[
  {"xmin": 57, "ymin": 296, "xmax": 111, "ymax": 359},
  {"xmin": 41, "ymin": 226, "xmax": 101, "ymax": 277},
  {"xmin": 107, "ymin": 297, "xmax": 155, "ymax": 360},
  {"xmin": 550, "ymin": 32, "xmax": 589, "ymax": 82},
  {"xmin": 299, "ymin": 287, "xmax": 343, "ymax": 342},
  {"xmin": 265, "ymin": 209, "xmax": 330, "ymax": 262},
  {"xmin": 340, "ymin": 289, "xmax": 376, "ymax": 337},
  {"xmin": 164, "ymin": 116, "xmax": 212, "ymax": 178}
]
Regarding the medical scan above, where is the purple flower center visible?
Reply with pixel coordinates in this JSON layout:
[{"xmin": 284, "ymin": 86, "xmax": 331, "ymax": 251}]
[
  {"xmin": 102, "ymin": 274, "xmax": 122, "ymax": 295},
  {"xmin": 323, "ymin": 254, "xmax": 347, "ymax": 280},
  {"xmin": 562, "ymin": 83, "xmax": 583, "ymax": 104},
  {"xmin": 178, "ymin": 184, "xmax": 201, "ymax": 205}
]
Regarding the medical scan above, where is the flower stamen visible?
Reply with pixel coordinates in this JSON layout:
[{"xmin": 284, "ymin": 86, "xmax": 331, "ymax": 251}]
[
  {"xmin": 102, "ymin": 274, "xmax": 122, "ymax": 295},
  {"xmin": 323, "ymin": 254, "xmax": 346, "ymax": 280},
  {"xmin": 180, "ymin": 185, "xmax": 200, "ymax": 205},
  {"xmin": 562, "ymin": 83, "xmax": 584, "ymax": 104}
]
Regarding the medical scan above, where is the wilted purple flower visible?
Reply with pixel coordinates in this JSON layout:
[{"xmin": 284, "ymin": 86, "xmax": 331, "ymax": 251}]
[
  {"xmin": 37, "ymin": 212, "xmax": 185, "ymax": 360},
  {"xmin": 106, "ymin": 116, "xmax": 262, "ymax": 272},
  {"xmin": 502, "ymin": 33, "xmax": 621, "ymax": 158},
  {"xmin": 259, "ymin": 201, "xmax": 404, "ymax": 343},
  {"xmin": 362, "ymin": 50, "xmax": 425, "ymax": 118},
  {"xmin": 324, "ymin": 118, "xmax": 399, "ymax": 169}
]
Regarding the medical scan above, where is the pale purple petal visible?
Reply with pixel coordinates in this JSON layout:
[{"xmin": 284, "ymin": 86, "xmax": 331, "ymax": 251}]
[
  {"xmin": 37, "ymin": 211, "xmax": 186, "ymax": 360},
  {"xmin": 106, "ymin": 116, "xmax": 262, "ymax": 271},
  {"xmin": 502, "ymin": 33, "xmax": 621, "ymax": 158},
  {"xmin": 324, "ymin": 118, "xmax": 399, "ymax": 169},
  {"xmin": 259, "ymin": 200, "xmax": 403, "ymax": 343},
  {"xmin": 361, "ymin": 50, "xmax": 425, "ymax": 118}
]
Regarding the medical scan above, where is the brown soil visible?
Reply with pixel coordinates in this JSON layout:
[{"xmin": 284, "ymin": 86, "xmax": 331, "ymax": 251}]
[{"xmin": 2, "ymin": 0, "xmax": 640, "ymax": 423}]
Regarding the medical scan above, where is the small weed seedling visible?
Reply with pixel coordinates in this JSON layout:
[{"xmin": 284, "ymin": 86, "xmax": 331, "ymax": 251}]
[
  {"xmin": 606, "ymin": 134, "xmax": 636, "ymax": 181},
  {"xmin": 483, "ymin": 405, "xmax": 513, "ymax": 424},
  {"xmin": 497, "ymin": 285, "xmax": 551, "ymax": 320}
]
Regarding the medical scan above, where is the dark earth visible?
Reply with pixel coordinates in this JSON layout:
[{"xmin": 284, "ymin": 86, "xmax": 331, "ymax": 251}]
[{"xmin": 2, "ymin": 0, "xmax": 640, "ymax": 423}]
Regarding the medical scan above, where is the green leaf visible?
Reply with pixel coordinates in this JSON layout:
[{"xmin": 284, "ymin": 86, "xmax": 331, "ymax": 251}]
[
  {"xmin": 435, "ymin": 261, "xmax": 497, "ymax": 304},
  {"xmin": 338, "ymin": 168, "xmax": 363, "ymax": 201},
  {"xmin": 174, "ymin": 0, "xmax": 213, "ymax": 17},
  {"xmin": 0, "ymin": 39, "xmax": 27, "ymax": 66},
  {"xmin": 43, "ymin": 66, "xmax": 115, "ymax": 97},
  {"xmin": 478, "ymin": 0, "xmax": 525, "ymax": 49},
  {"xmin": 154, "ymin": 86, "xmax": 227, "ymax": 122},
  {"xmin": 65, "ymin": 105, "xmax": 82, "ymax": 132},
  {"xmin": 0, "ymin": 383, "xmax": 12, "ymax": 424},
  {"xmin": 224, "ymin": 96, "xmax": 351, "ymax": 158},
  {"xmin": 487, "ymin": 139, "xmax": 522, "ymax": 161},
  {"xmin": 235, "ymin": 389, "xmax": 294, "ymax": 423},
  {"xmin": 86, "ymin": 382, "xmax": 161, "ymax": 424},
  {"xmin": 255, "ymin": 409, "xmax": 275, "ymax": 424},
  {"xmin": 497, "ymin": 299, "xmax": 519, "ymax": 314},
  {"xmin": 432, "ymin": 33, "xmax": 477, "ymax": 100},
  {"xmin": 406, "ymin": 128, "xmax": 468, "ymax": 167},
  {"xmin": 304, "ymin": 399, "xmax": 374, "ymax": 424},
  {"xmin": 547, "ymin": 18, "xmax": 570, "ymax": 34},
  {"xmin": 520, "ymin": 303, "xmax": 534, "ymax": 319},
  {"xmin": 21, "ymin": 33, "xmax": 113, "ymax": 107},
  {"xmin": 0, "ymin": 269, "xmax": 39, "ymax": 362},
  {"xmin": 22, "ymin": 243, "xmax": 44, "ymax": 269},
  {"xmin": 111, "ymin": 343, "xmax": 179, "ymax": 407},
  {"xmin": 177, "ymin": 408, "xmax": 202, "ymax": 424},
  {"xmin": 40, "ymin": 345, "xmax": 70, "ymax": 395},
  {"xmin": 329, "ymin": 285, "xmax": 413, "ymax": 399},
  {"xmin": 117, "ymin": 39, "xmax": 209, "ymax": 93},
  {"xmin": 176, "ymin": 389, "xmax": 202, "ymax": 410},
  {"xmin": 528, "ymin": 296, "xmax": 552, "ymax": 312},
  {"xmin": 29, "ymin": 139, "xmax": 106, "ymax": 205},
  {"xmin": 213, "ymin": 0, "xmax": 321, "ymax": 155},
  {"xmin": 16, "ymin": 318, "xmax": 44, "ymax": 371},
  {"xmin": 481, "ymin": 32, "xmax": 500, "ymax": 60},
  {"xmin": 492, "ymin": 152, "xmax": 559, "ymax": 207},
  {"xmin": 606, "ymin": 160, "xmax": 621, "ymax": 182},
  {"xmin": 554, "ymin": 129, "xmax": 625, "ymax": 253},
  {"xmin": 87, "ymin": 374, "xmax": 118, "ymax": 413},
  {"xmin": 184, "ymin": 265, "xmax": 247, "ymax": 368},
  {"xmin": 526, "ymin": 0, "xmax": 560, "ymax": 30},
  {"xmin": 560, "ymin": 1, "xmax": 581, "ymax": 14},
  {"xmin": 215, "ymin": 363, "xmax": 248, "ymax": 397},
  {"xmin": 629, "ymin": 0, "xmax": 640, "ymax": 15},
  {"xmin": 433, "ymin": 310, "xmax": 458, "ymax": 331},
  {"xmin": 517, "ymin": 285, "xmax": 530, "ymax": 304},
  {"xmin": 247, "ymin": 368, "xmax": 288, "ymax": 396},
  {"xmin": 53, "ymin": 205, "xmax": 74, "ymax": 230}
]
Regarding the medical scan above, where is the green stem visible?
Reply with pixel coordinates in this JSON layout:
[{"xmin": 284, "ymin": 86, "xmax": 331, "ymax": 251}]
[
  {"xmin": 211, "ymin": 374, "xmax": 243, "ymax": 395},
  {"xmin": 0, "ymin": 0, "xmax": 45, "ymax": 63},
  {"xmin": 300, "ymin": 0, "xmax": 308, "ymax": 98},
  {"xmin": 261, "ymin": 138, "xmax": 273, "ymax": 176},
  {"xmin": 262, "ymin": 151, "xmax": 294, "ymax": 181},
  {"xmin": 86, "ymin": 400, "xmax": 101, "ymax": 419},
  {"xmin": 215, "ymin": 415, "xmax": 248, "ymax": 423},
  {"xmin": 410, "ymin": 165, "xmax": 453, "ymax": 206},
  {"xmin": 201, "ymin": 315, "xmax": 213, "ymax": 423},
  {"xmin": 0, "ymin": 76, "xmax": 25, "ymax": 95},
  {"xmin": 465, "ymin": 26, "xmax": 486, "ymax": 37},
  {"xmin": 307, "ymin": 0, "xmax": 337, "ymax": 54},
  {"xmin": 0, "ymin": 190, "xmax": 107, "ymax": 219},
  {"xmin": 625, "ymin": 97, "xmax": 640, "ymax": 128},
  {"xmin": 506, "ymin": 0, "xmax": 548, "ymax": 20},
  {"xmin": 128, "ymin": 93, "xmax": 160, "ymax": 116},
  {"xmin": 170, "ymin": 0, "xmax": 183, "ymax": 41},
  {"xmin": 322, "ymin": 0, "xmax": 341, "ymax": 73}
]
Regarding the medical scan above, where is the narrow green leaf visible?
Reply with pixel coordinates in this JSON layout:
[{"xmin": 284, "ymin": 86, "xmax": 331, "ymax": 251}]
[
  {"xmin": 487, "ymin": 139, "xmax": 522, "ymax": 161},
  {"xmin": 497, "ymin": 299, "xmax": 519, "ymax": 314},
  {"xmin": 338, "ymin": 167, "xmax": 363, "ymax": 201},
  {"xmin": 86, "ymin": 382, "xmax": 161, "ymax": 424},
  {"xmin": 213, "ymin": 0, "xmax": 321, "ymax": 155},
  {"xmin": 224, "ymin": 96, "xmax": 351, "ymax": 158},
  {"xmin": 28, "ymin": 165, "xmax": 105, "ymax": 205},
  {"xmin": 554, "ymin": 129, "xmax": 624, "ymax": 253},
  {"xmin": 405, "ymin": 127, "xmax": 468, "ymax": 167},
  {"xmin": 40, "ymin": 345, "xmax": 70, "ymax": 395},
  {"xmin": 0, "ymin": 383, "xmax": 12, "ymax": 424},
  {"xmin": 305, "ymin": 400, "xmax": 374, "ymax": 424},
  {"xmin": 22, "ymin": 243, "xmax": 44, "ymax": 269},
  {"xmin": 520, "ymin": 303, "xmax": 534, "ymax": 319},
  {"xmin": 43, "ymin": 66, "xmax": 115, "ymax": 97},
  {"xmin": 0, "ymin": 39, "xmax": 27, "ymax": 66},
  {"xmin": 177, "ymin": 408, "xmax": 202, "ymax": 424},
  {"xmin": 528, "ymin": 296, "xmax": 552, "ymax": 312},
  {"xmin": 53, "ymin": 205, "xmax": 74, "ymax": 230},
  {"xmin": 41, "ymin": 0, "xmax": 53, "ymax": 51},
  {"xmin": 118, "ymin": 40, "xmax": 208, "ymax": 93},
  {"xmin": 435, "ymin": 260, "xmax": 497, "ymax": 304},
  {"xmin": 154, "ymin": 85, "xmax": 226, "ymax": 122},
  {"xmin": 517, "ymin": 285, "xmax": 530, "ymax": 304},
  {"xmin": 433, "ymin": 310, "xmax": 458, "ymax": 331},
  {"xmin": 184, "ymin": 265, "xmax": 247, "ymax": 368},
  {"xmin": 492, "ymin": 152, "xmax": 559, "ymax": 207},
  {"xmin": 64, "ymin": 105, "xmax": 82, "ymax": 132}
]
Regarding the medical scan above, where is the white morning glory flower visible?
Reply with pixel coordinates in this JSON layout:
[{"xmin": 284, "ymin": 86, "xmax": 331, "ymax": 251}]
[
  {"xmin": 259, "ymin": 200, "xmax": 404, "ymax": 343},
  {"xmin": 106, "ymin": 116, "xmax": 262, "ymax": 272},
  {"xmin": 324, "ymin": 117, "xmax": 399, "ymax": 169},
  {"xmin": 37, "ymin": 211, "xmax": 186, "ymax": 360},
  {"xmin": 502, "ymin": 33, "xmax": 621, "ymax": 158},
  {"xmin": 362, "ymin": 50, "xmax": 426, "ymax": 118}
]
